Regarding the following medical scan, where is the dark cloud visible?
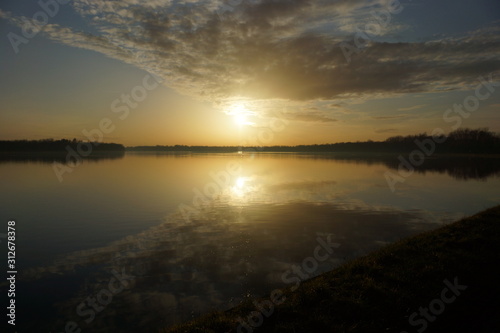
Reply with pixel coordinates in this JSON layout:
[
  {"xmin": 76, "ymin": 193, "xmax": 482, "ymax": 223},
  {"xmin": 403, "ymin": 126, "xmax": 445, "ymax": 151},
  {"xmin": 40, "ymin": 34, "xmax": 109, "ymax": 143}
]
[
  {"xmin": 328, "ymin": 104, "xmax": 342, "ymax": 108},
  {"xmin": 372, "ymin": 115, "xmax": 408, "ymax": 120},
  {"xmin": 291, "ymin": 114, "xmax": 338, "ymax": 122},
  {"xmin": 282, "ymin": 109, "xmax": 338, "ymax": 122},
  {"xmin": 375, "ymin": 128, "xmax": 398, "ymax": 134},
  {"xmin": 398, "ymin": 104, "xmax": 426, "ymax": 111},
  {"xmin": 3, "ymin": 1, "xmax": 499, "ymax": 107}
]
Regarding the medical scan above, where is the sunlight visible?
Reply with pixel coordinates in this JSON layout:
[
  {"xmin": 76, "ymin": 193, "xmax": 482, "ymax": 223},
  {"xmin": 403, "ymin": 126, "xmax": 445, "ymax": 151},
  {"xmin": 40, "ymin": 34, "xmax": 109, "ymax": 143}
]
[
  {"xmin": 231, "ymin": 176, "xmax": 251, "ymax": 198},
  {"xmin": 227, "ymin": 103, "xmax": 255, "ymax": 127},
  {"xmin": 235, "ymin": 112, "xmax": 248, "ymax": 126},
  {"xmin": 236, "ymin": 176, "xmax": 246, "ymax": 188}
]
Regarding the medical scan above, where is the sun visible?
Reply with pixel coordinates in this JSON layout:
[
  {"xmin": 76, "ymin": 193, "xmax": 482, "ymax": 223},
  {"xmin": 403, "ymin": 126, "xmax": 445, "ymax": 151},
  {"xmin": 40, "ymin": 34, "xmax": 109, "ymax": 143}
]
[
  {"xmin": 227, "ymin": 103, "xmax": 255, "ymax": 127},
  {"xmin": 234, "ymin": 112, "xmax": 248, "ymax": 126}
]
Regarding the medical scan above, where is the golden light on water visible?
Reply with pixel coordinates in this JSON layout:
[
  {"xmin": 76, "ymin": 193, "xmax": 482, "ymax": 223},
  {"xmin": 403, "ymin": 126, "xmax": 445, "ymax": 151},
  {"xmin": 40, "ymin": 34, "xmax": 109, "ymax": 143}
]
[
  {"xmin": 231, "ymin": 176, "xmax": 251, "ymax": 198},
  {"xmin": 236, "ymin": 176, "xmax": 247, "ymax": 188}
]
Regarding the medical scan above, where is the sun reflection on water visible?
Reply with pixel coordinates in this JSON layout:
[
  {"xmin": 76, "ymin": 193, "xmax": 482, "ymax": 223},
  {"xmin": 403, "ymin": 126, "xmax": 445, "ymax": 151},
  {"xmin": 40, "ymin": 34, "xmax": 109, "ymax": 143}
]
[{"xmin": 231, "ymin": 176, "xmax": 252, "ymax": 198}]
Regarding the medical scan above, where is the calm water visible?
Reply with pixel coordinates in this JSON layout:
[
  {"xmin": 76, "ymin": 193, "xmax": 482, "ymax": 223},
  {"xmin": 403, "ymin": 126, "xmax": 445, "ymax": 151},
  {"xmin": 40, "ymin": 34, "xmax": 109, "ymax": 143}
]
[{"xmin": 1, "ymin": 152, "xmax": 499, "ymax": 332}]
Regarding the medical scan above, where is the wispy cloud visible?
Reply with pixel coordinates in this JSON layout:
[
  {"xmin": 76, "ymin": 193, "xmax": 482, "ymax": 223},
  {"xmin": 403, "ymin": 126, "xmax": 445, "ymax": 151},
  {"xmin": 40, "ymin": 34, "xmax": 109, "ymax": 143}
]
[
  {"xmin": 371, "ymin": 115, "xmax": 408, "ymax": 120},
  {"xmin": 2, "ymin": 1, "xmax": 499, "ymax": 112},
  {"xmin": 285, "ymin": 112, "xmax": 338, "ymax": 123},
  {"xmin": 374, "ymin": 128, "xmax": 398, "ymax": 134},
  {"xmin": 398, "ymin": 104, "xmax": 427, "ymax": 111}
]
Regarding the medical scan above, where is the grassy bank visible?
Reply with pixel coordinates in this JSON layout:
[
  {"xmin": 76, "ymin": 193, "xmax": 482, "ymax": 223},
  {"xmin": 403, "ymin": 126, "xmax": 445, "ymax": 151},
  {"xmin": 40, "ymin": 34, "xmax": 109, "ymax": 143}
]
[{"xmin": 163, "ymin": 205, "xmax": 500, "ymax": 333}]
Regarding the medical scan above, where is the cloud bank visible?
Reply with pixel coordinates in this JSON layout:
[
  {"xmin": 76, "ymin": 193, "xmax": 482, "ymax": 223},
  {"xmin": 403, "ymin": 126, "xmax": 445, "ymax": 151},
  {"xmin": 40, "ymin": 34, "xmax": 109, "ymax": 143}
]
[{"xmin": 3, "ymin": 0, "xmax": 500, "ymax": 111}]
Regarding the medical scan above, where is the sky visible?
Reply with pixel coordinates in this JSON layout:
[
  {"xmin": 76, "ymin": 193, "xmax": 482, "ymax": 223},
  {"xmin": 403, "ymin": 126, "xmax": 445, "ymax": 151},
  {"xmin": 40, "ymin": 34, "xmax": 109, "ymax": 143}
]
[{"xmin": 1, "ymin": 0, "xmax": 499, "ymax": 146}]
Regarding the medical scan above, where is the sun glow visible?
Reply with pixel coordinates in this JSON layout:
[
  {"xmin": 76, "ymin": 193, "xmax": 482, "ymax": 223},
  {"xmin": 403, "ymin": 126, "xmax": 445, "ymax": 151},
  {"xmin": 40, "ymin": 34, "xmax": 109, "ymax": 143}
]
[
  {"xmin": 235, "ymin": 112, "xmax": 248, "ymax": 126},
  {"xmin": 231, "ymin": 176, "xmax": 253, "ymax": 198},
  {"xmin": 227, "ymin": 103, "xmax": 255, "ymax": 127},
  {"xmin": 236, "ymin": 176, "xmax": 247, "ymax": 188}
]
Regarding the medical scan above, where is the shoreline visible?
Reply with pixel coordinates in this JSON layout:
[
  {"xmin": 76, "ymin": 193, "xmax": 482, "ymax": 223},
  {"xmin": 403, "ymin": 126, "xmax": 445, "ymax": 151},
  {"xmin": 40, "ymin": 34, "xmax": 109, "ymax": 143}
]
[{"xmin": 164, "ymin": 204, "xmax": 500, "ymax": 333}]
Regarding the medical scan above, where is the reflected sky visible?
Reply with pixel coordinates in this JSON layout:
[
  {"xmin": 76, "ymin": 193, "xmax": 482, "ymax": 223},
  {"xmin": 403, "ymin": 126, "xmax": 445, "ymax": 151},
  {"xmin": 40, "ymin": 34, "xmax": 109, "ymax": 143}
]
[
  {"xmin": 14, "ymin": 203, "xmax": 453, "ymax": 332},
  {"xmin": 0, "ymin": 152, "xmax": 498, "ymax": 269},
  {"xmin": 0, "ymin": 153, "xmax": 499, "ymax": 332}
]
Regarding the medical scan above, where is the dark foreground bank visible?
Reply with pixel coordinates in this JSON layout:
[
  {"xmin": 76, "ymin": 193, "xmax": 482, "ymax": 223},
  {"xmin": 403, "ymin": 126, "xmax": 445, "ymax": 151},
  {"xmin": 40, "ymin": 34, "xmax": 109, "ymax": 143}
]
[{"xmin": 163, "ymin": 205, "xmax": 500, "ymax": 333}]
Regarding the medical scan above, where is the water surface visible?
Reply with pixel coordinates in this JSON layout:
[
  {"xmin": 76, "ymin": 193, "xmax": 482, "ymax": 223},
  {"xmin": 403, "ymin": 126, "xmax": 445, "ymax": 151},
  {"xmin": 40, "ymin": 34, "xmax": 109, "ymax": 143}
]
[{"xmin": 0, "ymin": 152, "xmax": 499, "ymax": 332}]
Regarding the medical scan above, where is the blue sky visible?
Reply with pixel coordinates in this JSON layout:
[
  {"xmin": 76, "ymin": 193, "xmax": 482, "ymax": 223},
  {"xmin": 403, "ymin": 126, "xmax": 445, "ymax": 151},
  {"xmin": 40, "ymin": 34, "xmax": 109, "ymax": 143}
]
[{"xmin": 1, "ymin": 0, "xmax": 499, "ymax": 145}]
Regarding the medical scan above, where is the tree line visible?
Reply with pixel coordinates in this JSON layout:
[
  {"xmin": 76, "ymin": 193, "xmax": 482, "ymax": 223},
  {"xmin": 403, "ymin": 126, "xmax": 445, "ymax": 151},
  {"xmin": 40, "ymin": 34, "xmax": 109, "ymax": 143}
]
[
  {"xmin": 127, "ymin": 128, "xmax": 500, "ymax": 154},
  {"xmin": 2, "ymin": 129, "xmax": 498, "ymax": 154},
  {"xmin": 0, "ymin": 139, "xmax": 125, "ymax": 152}
]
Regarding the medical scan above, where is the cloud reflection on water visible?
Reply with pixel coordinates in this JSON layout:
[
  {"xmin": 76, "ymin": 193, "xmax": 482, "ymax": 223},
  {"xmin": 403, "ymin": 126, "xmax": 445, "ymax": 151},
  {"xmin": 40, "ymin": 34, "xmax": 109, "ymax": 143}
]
[{"xmin": 20, "ymin": 201, "xmax": 457, "ymax": 332}]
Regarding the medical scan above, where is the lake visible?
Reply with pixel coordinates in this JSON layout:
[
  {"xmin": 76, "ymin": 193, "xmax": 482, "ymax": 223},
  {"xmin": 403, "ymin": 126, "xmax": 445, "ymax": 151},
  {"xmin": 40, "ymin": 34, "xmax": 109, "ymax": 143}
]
[{"xmin": 1, "ymin": 152, "xmax": 499, "ymax": 332}]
